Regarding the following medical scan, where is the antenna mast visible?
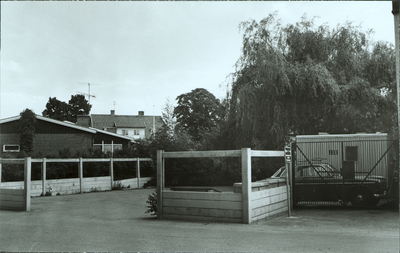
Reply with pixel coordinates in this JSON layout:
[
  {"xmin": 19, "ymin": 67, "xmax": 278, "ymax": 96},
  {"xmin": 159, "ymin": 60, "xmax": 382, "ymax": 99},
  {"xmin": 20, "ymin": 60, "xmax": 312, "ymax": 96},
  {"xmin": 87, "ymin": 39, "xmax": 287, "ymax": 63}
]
[{"xmin": 77, "ymin": 82, "xmax": 96, "ymax": 105}]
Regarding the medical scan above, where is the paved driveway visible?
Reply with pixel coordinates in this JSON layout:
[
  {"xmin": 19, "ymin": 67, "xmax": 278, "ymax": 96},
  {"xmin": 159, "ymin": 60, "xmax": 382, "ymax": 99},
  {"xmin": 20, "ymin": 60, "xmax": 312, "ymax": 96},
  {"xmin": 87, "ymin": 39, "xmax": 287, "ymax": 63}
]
[{"xmin": 0, "ymin": 188, "xmax": 398, "ymax": 252}]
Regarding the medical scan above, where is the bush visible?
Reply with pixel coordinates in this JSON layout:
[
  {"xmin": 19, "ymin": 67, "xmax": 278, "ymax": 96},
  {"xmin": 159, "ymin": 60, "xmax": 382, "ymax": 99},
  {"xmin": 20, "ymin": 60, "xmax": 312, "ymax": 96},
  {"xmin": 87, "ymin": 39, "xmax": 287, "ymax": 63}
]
[
  {"xmin": 112, "ymin": 181, "xmax": 124, "ymax": 190},
  {"xmin": 145, "ymin": 192, "xmax": 157, "ymax": 216},
  {"xmin": 143, "ymin": 177, "xmax": 156, "ymax": 188}
]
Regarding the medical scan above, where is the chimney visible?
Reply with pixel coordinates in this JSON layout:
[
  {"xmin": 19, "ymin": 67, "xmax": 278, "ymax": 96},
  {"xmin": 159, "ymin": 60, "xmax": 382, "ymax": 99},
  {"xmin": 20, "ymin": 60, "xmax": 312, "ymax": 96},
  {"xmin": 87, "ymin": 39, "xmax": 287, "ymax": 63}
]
[
  {"xmin": 111, "ymin": 110, "xmax": 115, "ymax": 116},
  {"xmin": 138, "ymin": 111, "xmax": 144, "ymax": 116},
  {"xmin": 76, "ymin": 115, "xmax": 92, "ymax": 127}
]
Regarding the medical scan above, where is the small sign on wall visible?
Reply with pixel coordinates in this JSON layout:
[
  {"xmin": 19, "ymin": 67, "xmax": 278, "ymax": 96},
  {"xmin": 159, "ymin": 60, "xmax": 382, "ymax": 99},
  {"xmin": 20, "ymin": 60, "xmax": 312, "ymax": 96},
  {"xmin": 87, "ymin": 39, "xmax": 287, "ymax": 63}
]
[
  {"xmin": 329, "ymin": 150, "xmax": 338, "ymax": 155},
  {"xmin": 285, "ymin": 146, "xmax": 291, "ymax": 163}
]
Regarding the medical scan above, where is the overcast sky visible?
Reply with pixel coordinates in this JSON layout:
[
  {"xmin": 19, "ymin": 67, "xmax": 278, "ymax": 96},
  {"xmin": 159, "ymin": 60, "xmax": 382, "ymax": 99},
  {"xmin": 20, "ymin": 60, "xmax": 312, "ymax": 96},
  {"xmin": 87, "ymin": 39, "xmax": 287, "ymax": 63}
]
[{"xmin": 0, "ymin": 1, "xmax": 395, "ymax": 119}]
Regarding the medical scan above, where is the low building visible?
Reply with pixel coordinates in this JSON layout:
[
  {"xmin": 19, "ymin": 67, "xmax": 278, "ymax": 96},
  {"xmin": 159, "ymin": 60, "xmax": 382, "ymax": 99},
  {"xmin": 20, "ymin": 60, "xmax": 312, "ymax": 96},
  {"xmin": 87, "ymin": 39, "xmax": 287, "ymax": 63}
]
[
  {"xmin": 0, "ymin": 114, "xmax": 135, "ymax": 158},
  {"xmin": 77, "ymin": 110, "xmax": 163, "ymax": 140},
  {"xmin": 295, "ymin": 133, "xmax": 395, "ymax": 185}
]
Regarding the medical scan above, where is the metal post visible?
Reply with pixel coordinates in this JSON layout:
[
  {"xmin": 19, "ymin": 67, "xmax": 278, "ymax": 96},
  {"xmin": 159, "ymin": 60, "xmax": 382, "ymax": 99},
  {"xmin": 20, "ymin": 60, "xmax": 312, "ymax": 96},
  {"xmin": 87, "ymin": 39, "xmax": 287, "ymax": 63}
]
[
  {"xmin": 285, "ymin": 163, "xmax": 292, "ymax": 217},
  {"xmin": 241, "ymin": 148, "xmax": 252, "ymax": 224},
  {"xmin": 285, "ymin": 145, "xmax": 292, "ymax": 217},
  {"xmin": 291, "ymin": 141, "xmax": 296, "ymax": 211}
]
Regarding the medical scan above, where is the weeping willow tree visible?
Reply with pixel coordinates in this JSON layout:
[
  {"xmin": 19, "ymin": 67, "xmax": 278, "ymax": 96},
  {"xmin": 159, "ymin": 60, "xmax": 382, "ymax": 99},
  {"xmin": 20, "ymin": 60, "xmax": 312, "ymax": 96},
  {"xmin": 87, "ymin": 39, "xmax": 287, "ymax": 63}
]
[{"xmin": 224, "ymin": 13, "xmax": 397, "ymax": 150}]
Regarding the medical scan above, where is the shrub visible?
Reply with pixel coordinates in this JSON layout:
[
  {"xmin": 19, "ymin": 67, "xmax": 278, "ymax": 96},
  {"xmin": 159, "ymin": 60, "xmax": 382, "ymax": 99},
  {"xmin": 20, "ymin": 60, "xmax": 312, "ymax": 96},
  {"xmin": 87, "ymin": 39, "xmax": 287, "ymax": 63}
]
[
  {"xmin": 19, "ymin": 109, "xmax": 37, "ymax": 154},
  {"xmin": 143, "ymin": 177, "xmax": 156, "ymax": 188},
  {"xmin": 45, "ymin": 185, "xmax": 52, "ymax": 196},
  {"xmin": 90, "ymin": 186, "xmax": 101, "ymax": 192},
  {"xmin": 145, "ymin": 192, "xmax": 157, "ymax": 216},
  {"xmin": 112, "ymin": 181, "xmax": 124, "ymax": 190}
]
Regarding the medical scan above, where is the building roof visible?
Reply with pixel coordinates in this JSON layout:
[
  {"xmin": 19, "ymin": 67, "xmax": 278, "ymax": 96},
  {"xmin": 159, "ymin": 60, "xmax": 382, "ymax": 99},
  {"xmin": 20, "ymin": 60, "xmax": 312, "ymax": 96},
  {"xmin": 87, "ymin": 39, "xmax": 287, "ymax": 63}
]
[
  {"xmin": 0, "ymin": 115, "xmax": 96, "ymax": 134},
  {"xmin": 90, "ymin": 114, "xmax": 163, "ymax": 129},
  {"xmin": 0, "ymin": 115, "xmax": 135, "ymax": 141},
  {"xmin": 296, "ymin": 133, "xmax": 388, "ymax": 142}
]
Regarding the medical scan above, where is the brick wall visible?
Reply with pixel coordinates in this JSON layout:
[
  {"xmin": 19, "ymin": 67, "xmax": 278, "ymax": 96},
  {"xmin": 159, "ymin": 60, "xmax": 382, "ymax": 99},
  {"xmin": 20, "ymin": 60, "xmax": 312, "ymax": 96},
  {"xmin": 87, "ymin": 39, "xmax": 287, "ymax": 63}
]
[
  {"xmin": 0, "ymin": 134, "xmax": 20, "ymax": 147},
  {"xmin": 0, "ymin": 132, "xmax": 93, "ymax": 157},
  {"xmin": 0, "ymin": 134, "xmax": 20, "ymax": 157},
  {"xmin": 34, "ymin": 133, "xmax": 93, "ymax": 156}
]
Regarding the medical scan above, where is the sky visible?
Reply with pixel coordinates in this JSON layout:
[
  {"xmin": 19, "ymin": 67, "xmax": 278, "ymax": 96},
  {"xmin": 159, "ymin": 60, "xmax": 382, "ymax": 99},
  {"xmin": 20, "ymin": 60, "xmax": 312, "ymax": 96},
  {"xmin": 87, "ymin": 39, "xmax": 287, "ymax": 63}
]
[{"xmin": 0, "ymin": 1, "xmax": 396, "ymax": 119}]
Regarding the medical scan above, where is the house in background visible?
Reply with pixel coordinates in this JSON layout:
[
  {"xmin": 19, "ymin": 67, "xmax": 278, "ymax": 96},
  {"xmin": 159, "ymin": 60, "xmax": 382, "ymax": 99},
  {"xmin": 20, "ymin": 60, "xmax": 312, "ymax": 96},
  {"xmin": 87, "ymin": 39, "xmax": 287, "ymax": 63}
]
[
  {"xmin": 77, "ymin": 110, "xmax": 163, "ymax": 140},
  {"xmin": 0, "ymin": 115, "xmax": 135, "ymax": 158}
]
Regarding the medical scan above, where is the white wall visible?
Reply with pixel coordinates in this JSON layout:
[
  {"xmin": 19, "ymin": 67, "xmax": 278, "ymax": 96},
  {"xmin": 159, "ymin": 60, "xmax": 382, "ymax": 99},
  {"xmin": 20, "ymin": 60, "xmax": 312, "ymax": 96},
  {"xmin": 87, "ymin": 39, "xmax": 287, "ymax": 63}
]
[
  {"xmin": 0, "ymin": 176, "xmax": 152, "ymax": 197},
  {"xmin": 117, "ymin": 128, "xmax": 145, "ymax": 139}
]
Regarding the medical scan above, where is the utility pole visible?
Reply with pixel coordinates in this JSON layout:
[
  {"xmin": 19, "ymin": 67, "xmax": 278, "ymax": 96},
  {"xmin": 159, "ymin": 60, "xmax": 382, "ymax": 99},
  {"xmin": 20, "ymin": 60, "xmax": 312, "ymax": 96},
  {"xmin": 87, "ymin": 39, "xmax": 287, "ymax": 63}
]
[{"xmin": 392, "ymin": 1, "xmax": 399, "ymax": 210}]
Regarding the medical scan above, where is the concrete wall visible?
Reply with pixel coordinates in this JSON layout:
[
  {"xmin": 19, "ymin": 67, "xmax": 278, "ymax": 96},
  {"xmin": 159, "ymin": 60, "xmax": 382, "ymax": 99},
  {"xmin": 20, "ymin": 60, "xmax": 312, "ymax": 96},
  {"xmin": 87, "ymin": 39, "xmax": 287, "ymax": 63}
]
[
  {"xmin": 119, "ymin": 177, "xmax": 152, "ymax": 189},
  {"xmin": 0, "ymin": 189, "xmax": 25, "ymax": 211},
  {"xmin": 1, "ymin": 176, "xmax": 151, "ymax": 197}
]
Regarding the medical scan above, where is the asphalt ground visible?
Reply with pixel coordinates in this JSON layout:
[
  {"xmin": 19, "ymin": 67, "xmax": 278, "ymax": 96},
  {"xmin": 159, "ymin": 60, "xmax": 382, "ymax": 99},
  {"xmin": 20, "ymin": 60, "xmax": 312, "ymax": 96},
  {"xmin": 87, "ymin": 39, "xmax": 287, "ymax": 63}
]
[{"xmin": 0, "ymin": 188, "xmax": 399, "ymax": 252}]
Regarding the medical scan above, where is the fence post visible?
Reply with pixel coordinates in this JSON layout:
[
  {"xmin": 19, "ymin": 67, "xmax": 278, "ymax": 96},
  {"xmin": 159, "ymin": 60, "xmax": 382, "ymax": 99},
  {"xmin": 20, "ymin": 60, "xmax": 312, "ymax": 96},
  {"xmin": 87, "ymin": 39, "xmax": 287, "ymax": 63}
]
[
  {"xmin": 79, "ymin": 158, "xmax": 83, "ymax": 194},
  {"xmin": 137, "ymin": 158, "xmax": 141, "ymax": 188},
  {"xmin": 42, "ymin": 158, "xmax": 47, "ymax": 195},
  {"xmin": 241, "ymin": 148, "xmax": 252, "ymax": 224},
  {"xmin": 24, "ymin": 157, "xmax": 31, "ymax": 211},
  {"xmin": 110, "ymin": 158, "xmax": 114, "ymax": 190},
  {"xmin": 157, "ymin": 150, "xmax": 164, "ymax": 219}
]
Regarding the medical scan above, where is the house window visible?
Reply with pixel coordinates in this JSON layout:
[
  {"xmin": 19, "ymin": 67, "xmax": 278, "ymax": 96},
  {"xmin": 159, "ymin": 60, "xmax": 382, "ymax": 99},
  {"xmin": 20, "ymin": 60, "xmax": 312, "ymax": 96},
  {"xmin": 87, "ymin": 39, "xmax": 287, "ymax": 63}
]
[
  {"xmin": 133, "ymin": 130, "xmax": 139, "ymax": 136},
  {"xmin": 122, "ymin": 130, "xmax": 129, "ymax": 136},
  {"xmin": 3, "ymin": 145, "xmax": 20, "ymax": 152},
  {"xmin": 346, "ymin": 146, "xmax": 358, "ymax": 161}
]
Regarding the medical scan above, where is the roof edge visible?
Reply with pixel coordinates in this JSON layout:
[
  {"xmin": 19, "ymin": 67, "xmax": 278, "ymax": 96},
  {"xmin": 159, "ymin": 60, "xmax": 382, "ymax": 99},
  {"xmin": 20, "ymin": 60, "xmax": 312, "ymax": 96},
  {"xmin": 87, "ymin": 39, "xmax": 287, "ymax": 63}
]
[
  {"xmin": 91, "ymin": 127, "xmax": 136, "ymax": 142},
  {"xmin": 0, "ymin": 115, "xmax": 21, "ymax": 124},
  {"xmin": 296, "ymin": 133, "xmax": 388, "ymax": 138},
  {"xmin": 36, "ymin": 115, "xmax": 97, "ymax": 133},
  {"xmin": 0, "ymin": 115, "xmax": 97, "ymax": 134}
]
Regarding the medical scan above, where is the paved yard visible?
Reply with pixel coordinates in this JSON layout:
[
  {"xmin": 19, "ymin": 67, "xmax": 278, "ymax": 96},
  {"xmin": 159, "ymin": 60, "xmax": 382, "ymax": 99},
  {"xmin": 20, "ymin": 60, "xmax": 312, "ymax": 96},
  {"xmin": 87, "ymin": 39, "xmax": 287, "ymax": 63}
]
[{"xmin": 0, "ymin": 188, "xmax": 398, "ymax": 252}]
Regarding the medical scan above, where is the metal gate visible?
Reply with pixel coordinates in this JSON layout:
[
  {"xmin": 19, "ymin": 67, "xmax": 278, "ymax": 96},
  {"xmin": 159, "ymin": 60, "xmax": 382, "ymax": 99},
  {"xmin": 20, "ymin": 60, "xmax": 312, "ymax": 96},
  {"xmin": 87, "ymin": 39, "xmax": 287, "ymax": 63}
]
[{"xmin": 292, "ymin": 135, "xmax": 398, "ymax": 208}]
